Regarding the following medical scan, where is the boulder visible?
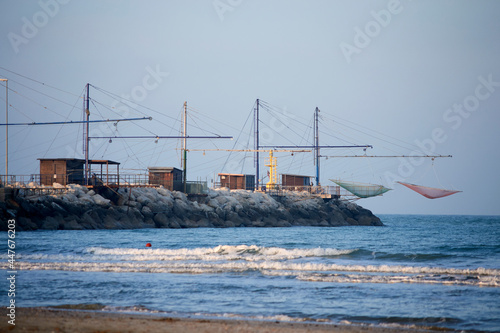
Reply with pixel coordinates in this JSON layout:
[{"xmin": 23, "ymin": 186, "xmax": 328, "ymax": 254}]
[
  {"xmin": 153, "ymin": 213, "xmax": 169, "ymax": 228},
  {"xmin": 41, "ymin": 216, "xmax": 62, "ymax": 230},
  {"xmin": 93, "ymin": 194, "xmax": 110, "ymax": 206},
  {"xmin": 18, "ymin": 216, "xmax": 37, "ymax": 231},
  {"xmin": 63, "ymin": 219, "xmax": 84, "ymax": 230}
]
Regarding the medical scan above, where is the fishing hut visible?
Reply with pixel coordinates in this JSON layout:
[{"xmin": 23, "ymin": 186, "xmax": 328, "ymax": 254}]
[
  {"xmin": 148, "ymin": 167, "xmax": 183, "ymax": 191},
  {"xmin": 218, "ymin": 173, "xmax": 255, "ymax": 191},
  {"xmin": 38, "ymin": 158, "xmax": 120, "ymax": 186},
  {"xmin": 281, "ymin": 174, "xmax": 312, "ymax": 191}
]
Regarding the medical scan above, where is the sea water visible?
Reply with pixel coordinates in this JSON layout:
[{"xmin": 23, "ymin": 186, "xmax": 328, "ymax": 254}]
[{"xmin": 1, "ymin": 214, "xmax": 499, "ymax": 331}]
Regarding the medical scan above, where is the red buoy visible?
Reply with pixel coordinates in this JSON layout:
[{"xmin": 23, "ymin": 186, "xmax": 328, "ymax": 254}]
[{"xmin": 146, "ymin": 243, "xmax": 152, "ymax": 248}]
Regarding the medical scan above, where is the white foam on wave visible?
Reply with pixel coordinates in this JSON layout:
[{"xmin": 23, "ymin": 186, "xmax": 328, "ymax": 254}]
[
  {"xmin": 103, "ymin": 305, "xmax": 161, "ymax": 314},
  {"xmin": 295, "ymin": 272, "xmax": 500, "ymax": 287},
  {"xmin": 102, "ymin": 306, "xmax": 329, "ymax": 325},
  {"xmin": 4, "ymin": 244, "xmax": 499, "ymax": 287},
  {"xmin": 4, "ymin": 258, "xmax": 499, "ymax": 287},
  {"xmin": 84, "ymin": 245, "xmax": 357, "ymax": 262}
]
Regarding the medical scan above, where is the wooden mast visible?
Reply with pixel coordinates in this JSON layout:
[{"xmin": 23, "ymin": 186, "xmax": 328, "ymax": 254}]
[
  {"xmin": 183, "ymin": 101, "xmax": 187, "ymax": 193},
  {"xmin": 84, "ymin": 83, "xmax": 90, "ymax": 185}
]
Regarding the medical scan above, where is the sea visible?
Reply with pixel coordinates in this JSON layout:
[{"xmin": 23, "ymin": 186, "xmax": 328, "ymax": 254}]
[{"xmin": 1, "ymin": 214, "xmax": 500, "ymax": 332}]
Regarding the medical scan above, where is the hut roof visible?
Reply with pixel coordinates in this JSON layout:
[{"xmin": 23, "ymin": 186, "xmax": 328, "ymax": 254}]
[{"xmin": 38, "ymin": 158, "xmax": 120, "ymax": 165}]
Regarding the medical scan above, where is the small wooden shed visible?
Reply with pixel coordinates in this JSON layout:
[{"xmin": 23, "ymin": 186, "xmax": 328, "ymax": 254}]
[
  {"xmin": 39, "ymin": 158, "xmax": 120, "ymax": 186},
  {"xmin": 39, "ymin": 158, "xmax": 85, "ymax": 186},
  {"xmin": 218, "ymin": 173, "xmax": 255, "ymax": 191},
  {"xmin": 281, "ymin": 174, "xmax": 312, "ymax": 190},
  {"xmin": 148, "ymin": 167, "xmax": 183, "ymax": 191}
]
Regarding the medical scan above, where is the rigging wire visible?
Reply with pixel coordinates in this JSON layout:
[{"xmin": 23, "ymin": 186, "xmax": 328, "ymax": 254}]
[
  {"xmin": 90, "ymin": 87, "xmax": 231, "ymax": 142},
  {"xmin": 187, "ymin": 109, "xmax": 223, "ymax": 145},
  {"xmin": 259, "ymin": 103, "xmax": 299, "ymax": 136},
  {"xmin": 317, "ymin": 117, "xmax": 362, "ymax": 147},
  {"xmin": 240, "ymin": 113, "xmax": 255, "ymax": 174},
  {"xmin": 285, "ymin": 115, "xmax": 314, "ymax": 175},
  {"xmin": 90, "ymin": 99, "xmax": 114, "ymax": 134},
  {"xmin": 91, "ymin": 85, "xmax": 185, "ymax": 129},
  {"xmin": 3, "ymin": 77, "xmax": 81, "ymax": 109},
  {"xmin": 0, "ymin": 95, "xmax": 35, "ymax": 122},
  {"xmin": 221, "ymin": 101, "xmax": 255, "ymax": 172},
  {"xmin": 432, "ymin": 159, "xmax": 445, "ymax": 188},
  {"xmin": 90, "ymin": 98, "xmax": 159, "ymax": 136},
  {"xmin": 299, "ymin": 116, "xmax": 315, "ymax": 174},
  {"xmin": 42, "ymin": 87, "xmax": 86, "ymax": 158},
  {"xmin": 0, "ymin": 67, "xmax": 81, "ymax": 98},
  {"xmin": 259, "ymin": 102, "xmax": 311, "ymax": 137},
  {"xmin": 257, "ymin": 103, "xmax": 308, "ymax": 148},
  {"xmin": 186, "ymin": 104, "xmax": 245, "ymax": 134},
  {"xmin": 153, "ymin": 106, "xmax": 183, "ymax": 167},
  {"xmin": 6, "ymin": 131, "xmax": 76, "ymax": 165},
  {"xmin": 114, "ymin": 135, "xmax": 146, "ymax": 169},
  {"xmin": 5, "ymin": 84, "xmax": 68, "ymax": 119},
  {"xmin": 320, "ymin": 111, "xmax": 422, "ymax": 153},
  {"xmin": 258, "ymin": 100, "xmax": 311, "ymax": 124}
]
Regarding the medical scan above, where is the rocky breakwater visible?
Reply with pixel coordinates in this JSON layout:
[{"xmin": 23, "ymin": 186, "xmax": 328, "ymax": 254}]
[{"xmin": 0, "ymin": 184, "xmax": 383, "ymax": 231}]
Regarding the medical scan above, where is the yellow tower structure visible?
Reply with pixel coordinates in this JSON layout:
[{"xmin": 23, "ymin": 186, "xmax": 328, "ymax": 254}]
[{"xmin": 265, "ymin": 150, "xmax": 278, "ymax": 189}]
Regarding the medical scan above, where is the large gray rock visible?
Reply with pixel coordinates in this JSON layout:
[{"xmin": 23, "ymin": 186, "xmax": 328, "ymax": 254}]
[
  {"xmin": 153, "ymin": 213, "xmax": 169, "ymax": 228},
  {"xmin": 41, "ymin": 216, "xmax": 62, "ymax": 230}
]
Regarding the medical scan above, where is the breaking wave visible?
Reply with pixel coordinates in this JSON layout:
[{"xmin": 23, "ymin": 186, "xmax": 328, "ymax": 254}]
[
  {"xmin": 2, "ymin": 244, "xmax": 499, "ymax": 287},
  {"xmin": 5, "ymin": 245, "xmax": 358, "ymax": 262}
]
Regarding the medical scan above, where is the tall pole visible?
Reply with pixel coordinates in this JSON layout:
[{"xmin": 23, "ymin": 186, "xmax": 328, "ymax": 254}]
[
  {"xmin": 315, "ymin": 107, "xmax": 320, "ymax": 186},
  {"xmin": 183, "ymin": 101, "xmax": 187, "ymax": 193},
  {"xmin": 1, "ymin": 79, "xmax": 8, "ymax": 184},
  {"xmin": 5, "ymin": 80, "xmax": 7, "ymax": 183},
  {"xmin": 85, "ymin": 83, "xmax": 90, "ymax": 185},
  {"xmin": 254, "ymin": 99, "xmax": 259, "ymax": 190}
]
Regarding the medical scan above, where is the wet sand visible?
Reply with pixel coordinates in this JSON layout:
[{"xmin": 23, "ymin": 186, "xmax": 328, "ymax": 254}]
[{"xmin": 1, "ymin": 307, "xmax": 443, "ymax": 333}]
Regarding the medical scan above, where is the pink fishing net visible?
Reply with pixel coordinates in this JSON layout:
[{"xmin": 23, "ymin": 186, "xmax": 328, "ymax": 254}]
[{"xmin": 397, "ymin": 182, "xmax": 461, "ymax": 199}]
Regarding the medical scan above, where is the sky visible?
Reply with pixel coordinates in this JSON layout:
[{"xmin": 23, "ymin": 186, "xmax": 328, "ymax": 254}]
[{"xmin": 1, "ymin": 0, "xmax": 499, "ymax": 215}]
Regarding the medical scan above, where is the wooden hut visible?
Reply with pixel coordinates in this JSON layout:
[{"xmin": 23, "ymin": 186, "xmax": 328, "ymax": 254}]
[
  {"xmin": 38, "ymin": 158, "xmax": 120, "ymax": 186},
  {"xmin": 218, "ymin": 173, "xmax": 255, "ymax": 191},
  {"xmin": 148, "ymin": 167, "xmax": 183, "ymax": 191},
  {"xmin": 281, "ymin": 174, "xmax": 312, "ymax": 191},
  {"xmin": 39, "ymin": 158, "xmax": 84, "ymax": 186}
]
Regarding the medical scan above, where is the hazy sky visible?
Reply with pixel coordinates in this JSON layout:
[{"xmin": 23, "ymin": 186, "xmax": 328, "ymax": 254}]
[{"xmin": 1, "ymin": 0, "xmax": 499, "ymax": 215}]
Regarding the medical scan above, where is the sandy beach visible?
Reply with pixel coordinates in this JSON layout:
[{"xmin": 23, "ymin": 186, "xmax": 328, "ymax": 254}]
[{"xmin": 0, "ymin": 308, "xmax": 444, "ymax": 333}]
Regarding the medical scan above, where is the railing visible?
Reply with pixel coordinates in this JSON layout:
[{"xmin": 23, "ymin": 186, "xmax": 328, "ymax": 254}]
[
  {"xmin": 17, "ymin": 187, "xmax": 69, "ymax": 197},
  {"xmin": 0, "ymin": 174, "xmax": 354, "ymax": 197},
  {"xmin": 265, "ymin": 185, "xmax": 340, "ymax": 197},
  {"xmin": 213, "ymin": 182, "xmax": 355, "ymax": 198},
  {"xmin": 185, "ymin": 181, "xmax": 208, "ymax": 194},
  {"xmin": 0, "ymin": 174, "xmax": 208, "ymax": 195},
  {"xmin": 116, "ymin": 174, "xmax": 149, "ymax": 186},
  {"xmin": 0, "ymin": 174, "xmax": 68, "ymax": 187}
]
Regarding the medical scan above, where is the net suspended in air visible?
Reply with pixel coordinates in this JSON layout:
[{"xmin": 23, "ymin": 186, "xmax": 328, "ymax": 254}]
[
  {"xmin": 397, "ymin": 181, "xmax": 462, "ymax": 199},
  {"xmin": 330, "ymin": 179, "xmax": 392, "ymax": 198}
]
